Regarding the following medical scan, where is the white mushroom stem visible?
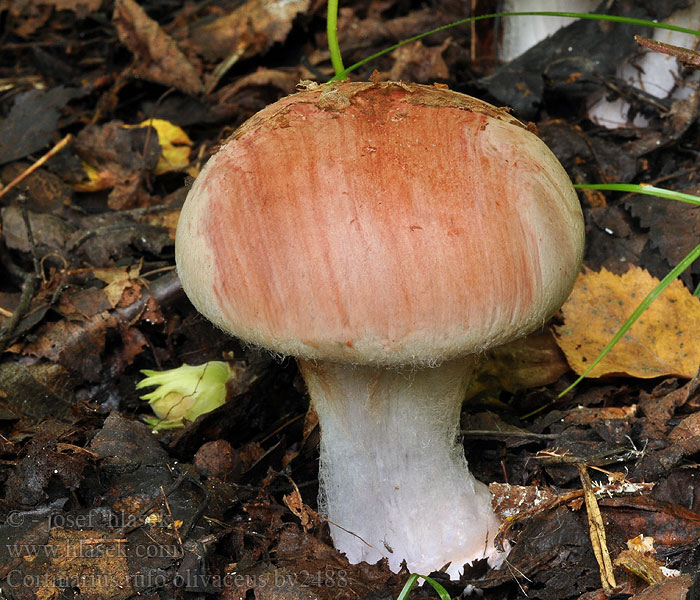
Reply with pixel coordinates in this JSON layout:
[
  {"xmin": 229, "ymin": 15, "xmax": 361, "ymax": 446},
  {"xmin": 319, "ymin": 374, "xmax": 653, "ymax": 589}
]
[
  {"xmin": 298, "ymin": 356, "xmax": 503, "ymax": 578},
  {"xmin": 588, "ymin": 2, "xmax": 700, "ymax": 128},
  {"xmin": 499, "ymin": 0, "xmax": 598, "ymax": 63}
]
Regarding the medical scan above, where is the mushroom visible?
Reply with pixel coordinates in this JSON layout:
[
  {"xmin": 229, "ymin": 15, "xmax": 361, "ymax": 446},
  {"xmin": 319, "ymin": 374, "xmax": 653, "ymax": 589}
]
[
  {"xmin": 498, "ymin": 0, "xmax": 597, "ymax": 63},
  {"xmin": 175, "ymin": 81, "xmax": 585, "ymax": 577}
]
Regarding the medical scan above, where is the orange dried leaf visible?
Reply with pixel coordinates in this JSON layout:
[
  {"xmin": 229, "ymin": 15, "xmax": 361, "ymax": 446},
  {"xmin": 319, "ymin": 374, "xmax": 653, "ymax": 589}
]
[{"xmin": 555, "ymin": 267, "xmax": 700, "ymax": 379}]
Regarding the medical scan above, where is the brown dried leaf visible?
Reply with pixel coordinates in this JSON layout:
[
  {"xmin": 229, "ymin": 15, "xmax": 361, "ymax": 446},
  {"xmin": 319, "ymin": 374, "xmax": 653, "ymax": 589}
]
[
  {"xmin": 74, "ymin": 121, "xmax": 160, "ymax": 210},
  {"xmin": 238, "ymin": 441, "xmax": 266, "ymax": 472},
  {"xmin": 2, "ymin": 3, "xmax": 52, "ymax": 37},
  {"xmin": 136, "ymin": 209, "xmax": 179, "ymax": 240},
  {"xmin": 190, "ymin": 0, "xmax": 310, "ymax": 62},
  {"xmin": 628, "ymin": 575, "xmax": 693, "ymax": 600},
  {"xmin": 45, "ymin": 0, "xmax": 101, "ymax": 12},
  {"xmin": 22, "ymin": 312, "xmax": 117, "ymax": 381},
  {"xmin": 555, "ymin": 267, "xmax": 700, "ymax": 379},
  {"xmin": 58, "ymin": 287, "xmax": 113, "ymax": 319},
  {"xmin": 113, "ymin": 0, "xmax": 204, "ymax": 96},
  {"xmin": 2, "ymin": 0, "xmax": 102, "ymax": 16},
  {"xmin": 0, "ymin": 87, "xmax": 82, "ymax": 165},
  {"xmin": 614, "ymin": 549, "xmax": 666, "ymax": 585},
  {"xmin": 562, "ymin": 405, "xmax": 637, "ymax": 426},
  {"xmin": 475, "ymin": 331, "xmax": 571, "ymax": 394},
  {"xmin": 624, "ymin": 192, "xmax": 700, "ymax": 282},
  {"xmin": 387, "ymin": 39, "xmax": 451, "ymax": 83},
  {"xmin": 489, "ymin": 483, "xmax": 559, "ymax": 520},
  {"xmin": 93, "ymin": 265, "xmax": 142, "ymax": 309},
  {"xmin": 638, "ymin": 372, "xmax": 700, "ymax": 423},
  {"xmin": 669, "ymin": 411, "xmax": 700, "ymax": 442},
  {"xmin": 5, "ymin": 439, "xmax": 88, "ymax": 506},
  {"xmin": 1, "ymin": 205, "xmax": 75, "ymax": 253},
  {"xmin": 283, "ymin": 488, "xmax": 319, "ymax": 531},
  {"xmin": 118, "ymin": 324, "xmax": 148, "ymax": 367},
  {"xmin": 0, "ymin": 163, "xmax": 72, "ymax": 212},
  {"xmin": 209, "ymin": 68, "xmax": 302, "ymax": 122},
  {"xmin": 0, "ymin": 362, "xmax": 75, "ymax": 422}
]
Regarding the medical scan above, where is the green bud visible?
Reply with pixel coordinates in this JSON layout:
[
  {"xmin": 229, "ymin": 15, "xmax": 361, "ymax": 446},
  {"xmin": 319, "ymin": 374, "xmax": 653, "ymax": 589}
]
[{"xmin": 136, "ymin": 361, "xmax": 232, "ymax": 430}]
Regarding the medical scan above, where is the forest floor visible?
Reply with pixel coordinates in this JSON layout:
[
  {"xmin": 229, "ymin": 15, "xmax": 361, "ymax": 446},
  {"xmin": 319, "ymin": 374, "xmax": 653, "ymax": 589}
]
[{"xmin": 0, "ymin": 0, "xmax": 699, "ymax": 599}]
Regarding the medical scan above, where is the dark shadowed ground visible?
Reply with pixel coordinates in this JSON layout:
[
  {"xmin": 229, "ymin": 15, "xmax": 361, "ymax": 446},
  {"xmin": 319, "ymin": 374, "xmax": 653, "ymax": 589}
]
[{"xmin": 0, "ymin": 0, "xmax": 699, "ymax": 598}]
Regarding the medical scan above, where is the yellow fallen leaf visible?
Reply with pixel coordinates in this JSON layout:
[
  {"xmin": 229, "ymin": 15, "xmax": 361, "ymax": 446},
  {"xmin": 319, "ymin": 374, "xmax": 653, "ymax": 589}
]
[
  {"xmin": 555, "ymin": 267, "xmax": 700, "ymax": 379},
  {"xmin": 124, "ymin": 118, "xmax": 193, "ymax": 175}
]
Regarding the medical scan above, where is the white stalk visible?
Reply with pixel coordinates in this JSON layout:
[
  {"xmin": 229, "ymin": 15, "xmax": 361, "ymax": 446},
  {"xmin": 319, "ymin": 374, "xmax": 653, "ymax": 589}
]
[
  {"xmin": 298, "ymin": 356, "xmax": 503, "ymax": 578},
  {"xmin": 586, "ymin": 2, "xmax": 700, "ymax": 127},
  {"xmin": 499, "ymin": 0, "xmax": 598, "ymax": 63}
]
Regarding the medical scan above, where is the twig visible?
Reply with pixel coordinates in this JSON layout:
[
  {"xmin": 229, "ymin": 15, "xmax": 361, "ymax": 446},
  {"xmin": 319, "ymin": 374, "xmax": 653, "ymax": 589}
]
[
  {"xmin": 635, "ymin": 35, "xmax": 700, "ymax": 68},
  {"xmin": 461, "ymin": 429, "xmax": 558, "ymax": 440},
  {"xmin": 536, "ymin": 446, "xmax": 639, "ymax": 467},
  {"xmin": 0, "ymin": 134, "xmax": 72, "ymax": 202},
  {"xmin": 578, "ymin": 464, "xmax": 617, "ymax": 592},
  {"xmin": 19, "ymin": 195, "xmax": 41, "ymax": 278}
]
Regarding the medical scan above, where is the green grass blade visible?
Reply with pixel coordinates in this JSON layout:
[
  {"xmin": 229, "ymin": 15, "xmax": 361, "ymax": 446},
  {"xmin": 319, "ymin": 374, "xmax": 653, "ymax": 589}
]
[
  {"xmin": 329, "ymin": 11, "xmax": 700, "ymax": 81},
  {"xmin": 553, "ymin": 183, "xmax": 700, "ymax": 397},
  {"xmin": 575, "ymin": 183, "xmax": 700, "ymax": 207},
  {"xmin": 396, "ymin": 573, "xmax": 452, "ymax": 600},
  {"xmin": 558, "ymin": 242, "xmax": 700, "ymax": 398},
  {"xmin": 397, "ymin": 574, "xmax": 420, "ymax": 600},
  {"xmin": 327, "ymin": 0, "xmax": 345, "ymax": 77}
]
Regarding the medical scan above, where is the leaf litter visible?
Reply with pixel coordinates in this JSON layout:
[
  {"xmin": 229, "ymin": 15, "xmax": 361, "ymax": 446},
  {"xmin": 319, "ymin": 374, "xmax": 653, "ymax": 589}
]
[{"xmin": 0, "ymin": 0, "xmax": 699, "ymax": 599}]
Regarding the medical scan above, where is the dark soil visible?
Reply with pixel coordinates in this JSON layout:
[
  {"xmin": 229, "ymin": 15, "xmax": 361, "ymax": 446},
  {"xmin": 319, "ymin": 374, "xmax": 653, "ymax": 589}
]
[{"xmin": 0, "ymin": 0, "xmax": 699, "ymax": 599}]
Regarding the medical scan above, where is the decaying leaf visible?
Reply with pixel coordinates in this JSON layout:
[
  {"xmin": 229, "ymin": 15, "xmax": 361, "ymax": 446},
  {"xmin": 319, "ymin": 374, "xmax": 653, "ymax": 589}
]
[
  {"xmin": 113, "ymin": 0, "xmax": 204, "ymax": 96},
  {"xmin": 123, "ymin": 119, "xmax": 194, "ymax": 175},
  {"xmin": 22, "ymin": 312, "xmax": 118, "ymax": 381},
  {"xmin": 555, "ymin": 267, "xmax": 700, "ymax": 379},
  {"xmin": 624, "ymin": 192, "xmax": 700, "ymax": 282},
  {"xmin": 93, "ymin": 265, "xmax": 142, "ymax": 308},
  {"xmin": 467, "ymin": 331, "xmax": 571, "ymax": 401},
  {"xmin": 0, "ymin": 163, "xmax": 72, "ymax": 212},
  {"xmin": 614, "ymin": 549, "xmax": 666, "ymax": 585},
  {"xmin": 387, "ymin": 39, "xmax": 451, "ymax": 83},
  {"xmin": 73, "ymin": 121, "xmax": 160, "ymax": 209},
  {"xmin": 489, "ymin": 483, "xmax": 559, "ymax": 520},
  {"xmin": 614, "ymin": 534, "xmax": 666, "ymax": 585},
  {"xmin": 0, "ymin": 87, "xmax": 83, "ymax": 165},
  {"xmin": 283, "ymin": 486, "xmax": 319, "ymax": 531},
  {"xmin": 627, "ymin": 575, "xmax": 693, "ymax": 600},
  {"xmin": 189, "ymin": 0, "xmax": 310, "ymax": 62},
  {"xmin": 1, "ymin": 205, "xmax": 75, "ymax": 253},
  {"xmin": 135, "ymin": 209, "xmax": 180, "ymax": 240}
]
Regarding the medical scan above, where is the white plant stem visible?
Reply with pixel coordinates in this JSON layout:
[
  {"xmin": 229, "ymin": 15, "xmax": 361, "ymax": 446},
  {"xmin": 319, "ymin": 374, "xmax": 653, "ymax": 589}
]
[{"xmin": 298, "ymin": 356, "xmax": 503, "ymax": 578}]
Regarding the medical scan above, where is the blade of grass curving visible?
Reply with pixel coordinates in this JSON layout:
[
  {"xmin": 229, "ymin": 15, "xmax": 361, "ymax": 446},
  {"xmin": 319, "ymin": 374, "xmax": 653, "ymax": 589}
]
[
  {"xmin": 396, "ymin": 573, "xmax": 451, "ymax": 600},
  {"xmin": 329, "ymin": 11, "xmax": 700, "ymax": 81},
  {"xmin": 551, "ymin": 183, "xmax": 700, "ymax": 397},
  {"xmin": 575, "ymin": 183, "xmax": 700, "ymax": 207},
  {"xmin": 327, "ymin": 0, "xmax": 345, "ymax": 77},
  {"xmin": 558, "ymin": 242, "xmax": 700, "ymax": 398}
]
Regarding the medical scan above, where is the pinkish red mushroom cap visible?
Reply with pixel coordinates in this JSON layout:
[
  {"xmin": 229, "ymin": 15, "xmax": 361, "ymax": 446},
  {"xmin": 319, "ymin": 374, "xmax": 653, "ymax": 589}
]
[{"xmin": 175, "ymin": 81, "xmax": 584, "ymax": 366}]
